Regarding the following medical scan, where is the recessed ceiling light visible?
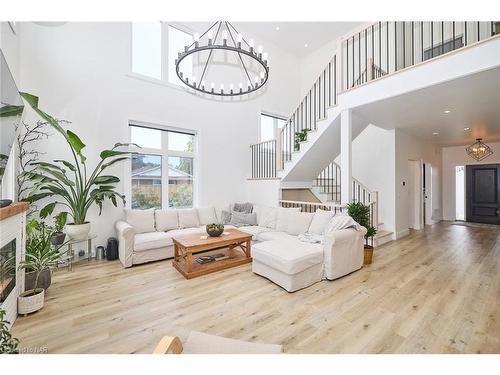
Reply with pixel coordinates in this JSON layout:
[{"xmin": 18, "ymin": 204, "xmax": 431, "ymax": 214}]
[
  {"xmin": 275, "ymin": 26, "xmax": 280, "ymax": 31},
  {"xmin": 304, "ymin": 43, "xmax": 308, "ymax": 47},
  {"xmin": 432, "ymin": 132, "xmax": 439, "ymax": 136},
  {"xmin": 464, "ymin": 127, "xmax": 470, "ymax": 131},
  {"xmin": 443, "ymin": 110, "xmax": 451, "ymax": 114}
]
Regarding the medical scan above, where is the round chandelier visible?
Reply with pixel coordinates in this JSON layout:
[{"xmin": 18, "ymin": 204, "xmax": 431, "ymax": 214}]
[{"xmin": 175, "ymin": 21, "xmax": 270, "ymax": 97}]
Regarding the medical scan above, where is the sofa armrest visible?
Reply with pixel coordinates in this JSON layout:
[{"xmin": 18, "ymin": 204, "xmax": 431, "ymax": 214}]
[
  {"xmin": 115, "ymin": 220, "xmax": 136, "ymax": 268},
  {"xmin": 322, "ymin": 227, "xmax": 367, "ymax": 280}
]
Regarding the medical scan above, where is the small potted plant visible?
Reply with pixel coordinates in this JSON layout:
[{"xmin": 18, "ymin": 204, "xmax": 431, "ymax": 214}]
[
  {"xmin": 0, "ymin": 307, "xmax": 19, "ymax": 353},
  {"xmin": 346, "ymin": 201, "xmax": 377, "ymax": 265},
  {"xmin": 18, "ymin": 222, "xmax": 61, "ymax": 315},
  {"xmin": 51, "ymin": 212, "xmax": 68, "ymax": 246}
]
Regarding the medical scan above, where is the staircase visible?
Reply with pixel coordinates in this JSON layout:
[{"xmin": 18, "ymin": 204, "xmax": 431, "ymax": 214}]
[{"xmin": 249, "ymin": 21, "xmax": 499, "ymax": 243}]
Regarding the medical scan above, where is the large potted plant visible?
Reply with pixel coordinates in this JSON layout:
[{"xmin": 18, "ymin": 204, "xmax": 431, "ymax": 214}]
[
  {"xmin": 346, "ymin": 201, "xmax": 377, "ymax": 265},
  {"xmin": 18, "ymin": 223, "xmax": 62, "ymax": 315},
  {"xmin": 20, "ymin": 92, "xmax": 135, "ymax": 240},
  {"xmin": 0, "ymin": 307, "xmax": 19, "ymax": 353}
]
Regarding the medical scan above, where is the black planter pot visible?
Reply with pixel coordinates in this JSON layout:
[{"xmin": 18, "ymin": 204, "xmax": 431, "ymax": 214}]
[
  {"xmin": 51, "ymin": 232, "xmax": 66, "ymax": 246},
  {"xmin": 25, "ymin": 268, "xmax": 52, "ymax": 291}
]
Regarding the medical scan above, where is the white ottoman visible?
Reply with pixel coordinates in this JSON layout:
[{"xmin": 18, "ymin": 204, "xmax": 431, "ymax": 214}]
[{"xmin": 252, "ymin": 239, "xmax": 324, "ymax": 292}]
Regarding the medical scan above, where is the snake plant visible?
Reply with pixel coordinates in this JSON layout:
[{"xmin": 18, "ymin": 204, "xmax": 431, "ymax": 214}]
[{"xmin": 20, "ymin": 92, "xmax": 137, "ymax": 224}]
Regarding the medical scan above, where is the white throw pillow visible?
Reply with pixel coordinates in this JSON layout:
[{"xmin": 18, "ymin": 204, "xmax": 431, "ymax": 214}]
[
  {"xmin": 178, "ymin": 208, "xmax": 200, "ymax": 228},
  {"xmin": 275, "ymin": 207, "xmax": 301, "ymax": 231},
  {"xmin": 308, "ymin": 209, "xmax": 336, "ymax": 235},
  {"xmin": 124, "ymin": 209, "xmax": 155, "ymax": 234},
  {"xmin": 258, "ymin": 206, "xmax": 278, "ymax": 229},
  {"xmin": 197, "ymin": 206, "xmax": 217, "ymax": 225},
  {"xmin": 155, "ymin": 210, "xmax": 179, "ymax": 231},
  {"xmin": 325, "ymin": 213, "xmax": 361, "ymax": 233},
  {"xmin": 286, "ymin": 212, "xmax": 315, "ymax": 236}
]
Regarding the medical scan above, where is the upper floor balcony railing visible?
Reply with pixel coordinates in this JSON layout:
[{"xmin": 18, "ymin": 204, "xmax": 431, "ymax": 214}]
[{"xmin": 343, "ymin": 21, "xmax": 498, "ymax": 90}]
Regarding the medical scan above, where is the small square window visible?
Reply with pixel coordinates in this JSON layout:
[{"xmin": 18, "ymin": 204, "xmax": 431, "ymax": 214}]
[{"xmin": 131, "ymin": 22, "xmax": 162, "ymax": 80}]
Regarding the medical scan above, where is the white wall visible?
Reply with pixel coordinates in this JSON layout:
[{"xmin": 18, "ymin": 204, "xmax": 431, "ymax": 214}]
[
  {"xmin": 298, "ymin": 39, "xmax": 337, "ymax": 98},
  {"xmin": 350, "ymin": 124, "xmax": 396, "ymax": 233},
  {"xmin": 18, "ymin": 22, "xmax": 301, "ymax": 246},
  {"xmin": 442, "ymin": 141, "xmax": 500, "ymax": 221},
  {"xmin": 394, "ymin": 129, "xmax": 442, "ymax": 238}
]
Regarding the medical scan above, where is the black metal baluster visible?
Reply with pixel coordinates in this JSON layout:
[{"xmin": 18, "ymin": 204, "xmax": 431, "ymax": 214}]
[
  {"xmin": 323, "ymin": 70, "xmax": 326, "ymax": 118},
  {"xmin": 412, "ymin": 21, "xmax": 414, "ymax": 65},
  {"xmin": 465, "ymin": 21, "xmax": 468, "ymax": 46},
  {"xmin": 441, "ymin": 21, "xmax": 444, "ymax": 56},
  {"xmin": 372, "ymin": 24, "xmax": 375, "ymax": 72},
  {"xmin": 386, "ymin": 21, "xmax": 389, "ymax": 73},
  {"xmin": 379, "ymin": 22, "xmax": 382, "ymax": 70},
  {"xmin": 334, "ymin": 55, "xmax": 337, "ymax": 104},
  {"xmin": 394, "ymin": 22, "xmax": 397, "ymax": 71},
  {"xmin": 365, "ymin": 28, "xmax": 367, "ymax": 84},
  {"xmin": 453, "ymin": 21, "xmax": 455, "ymax": 50},
  {"xmin": 403, "ymin": 21, "xmax": 406, "ymax": 68},
  {"xmin": 346, "ymin": 38, "xmax": 349, "ymax": 88},
  {"xmin": 358, "ymin": 32, "xmax": 361, "ymax": 85},
  {"xmin": 352, "ymin": 36, "xmax": 355, "ymax": 86},
  {"xmin": 421, "ymin": 21, "xmax": 424, "ymax": 62},
  {"xmin": 477, "ymin": 21, "xmax": 480, "ymax": 42}
]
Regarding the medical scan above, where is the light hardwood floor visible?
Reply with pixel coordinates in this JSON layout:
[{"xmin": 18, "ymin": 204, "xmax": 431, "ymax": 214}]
[{"xmin": 11, "ymin": 222, "xmax": 500, "ymax": 354}]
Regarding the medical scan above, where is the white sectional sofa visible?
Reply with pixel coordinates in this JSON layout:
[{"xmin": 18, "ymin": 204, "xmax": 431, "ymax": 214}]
[{"xmin": 115, "ymin": 204, "xmax": 366, "ymax": 292}]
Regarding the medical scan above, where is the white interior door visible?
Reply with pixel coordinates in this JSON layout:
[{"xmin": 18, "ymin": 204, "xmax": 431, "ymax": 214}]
[{"xmin": 408, "ymin": 160, "xmax": 423, "ymax": 230}]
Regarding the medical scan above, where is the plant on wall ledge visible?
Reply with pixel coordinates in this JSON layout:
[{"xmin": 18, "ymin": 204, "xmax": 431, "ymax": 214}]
[
  {"xmin": 294, "ymin": 128, "xmax": 310, "ymax": 151},
  {"xmin": 19, "ymin": 92, "xmax": 138, "ymax": 240}
]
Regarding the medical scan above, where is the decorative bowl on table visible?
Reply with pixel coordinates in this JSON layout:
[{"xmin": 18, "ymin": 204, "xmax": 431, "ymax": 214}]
[{"xmin": 206, "ymin": 223, "xmax": 224, "ymax": 237}]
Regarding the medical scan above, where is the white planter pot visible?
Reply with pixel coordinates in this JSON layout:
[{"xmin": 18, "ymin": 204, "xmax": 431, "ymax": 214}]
[
  {"xmin": 65, "ymin": 222, "xmax": 91, "ymax": 240},
  {"xmin": 18, "ymin": 288, "xmax": 45, "ymax": 315}
]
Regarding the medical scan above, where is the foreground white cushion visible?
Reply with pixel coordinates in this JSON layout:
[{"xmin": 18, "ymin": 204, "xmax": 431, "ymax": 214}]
[
  {"xmin": 197, "ymin": 206, "xmax": 217, "ymax": 225},
  {"xmin": 286, "ymin": 212, "xmax": 314, "ymax": 235},
  {"xmin": 182, "ymin": 331, "xmax": 282, "ymax": 354},
  {"xmin": 134, "ymin": 232, "xmax": 173, "ymax": 252},
  {"xmin": 275, "ymin": 207, "xmax": 301, "ymax": 231},
  {"xmin": 252, "ymin": 239, "xmax": 323, "ymax": 275},
  {"xmin": 308, "ymin": 209, "xmax": 335, "ymax": 235},
  {"xmin": 155, "ymin": 210, "xmax": 179, "ymax": 232},
  {"xmin": 177, "ymin": 208, "xmax": 200, "ymax": 228},
  {"xmin": 125, "ymin": 209, "xmax": 155, "ymax": 234}
]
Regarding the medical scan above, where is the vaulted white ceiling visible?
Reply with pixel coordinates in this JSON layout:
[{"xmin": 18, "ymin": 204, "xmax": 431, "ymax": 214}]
[{"xmin": 181, "ymin": 22, "xmax": 362, "ymax": 58}]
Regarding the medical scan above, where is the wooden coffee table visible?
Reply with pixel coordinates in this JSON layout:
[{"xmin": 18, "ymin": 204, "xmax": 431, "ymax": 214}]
[{"xmin": 172, "ymin": 228, "xmax": 253, "ymax": 279}]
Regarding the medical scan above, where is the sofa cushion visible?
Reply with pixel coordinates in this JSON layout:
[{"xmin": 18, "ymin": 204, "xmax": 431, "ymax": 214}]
[
  {"xmin": 178, "ymin": 208, "xmax": 200, "ymax": 228},
  {"xmin": 308, "ymin": 209, "xmax": 336, "ymax": 235},
  {"xmin": 197, "ymin": 206, "xmax": 217, "ymax": 225},
  {"xmin": 167, "ymin": 227, "xmax": 205, "ymax": 238},
  {"xmin": 215, "ymin": 205, "xmax": 231, "ymax": 223},
  {"xmin": 257, "ymin": 231, "xmax": 297, "ymax": 242},
  {"xmin": 134, "ymin": 232, "xmax": 173, "ymax": 251},
  {"xmin": 232, "ymin": 202, "xmax": 253, "ymax": 214},
  {"xmin": 275, "ymin": 207, "xmax": 301, "ymax": 231},
  {"xmin": 237, "ymin": 225, "xmax": 274, "ymax": 240},
  {"xmin": 257, "ymin": 206, "xmax": 278, "ymax": 229},
  {"xmin": 155, "ymin": 210, "xmax": 179, "ymax": 232},
  {"xmin": 229, "ymin": 211, "xmax": 257, "ymax": 227},
  {"xmin": 252, "ymin": 239, "xmax": 323, "ymax": 275},
  {"xmin": 286, "ymin": 212, "xmax": 314, "ymax": 236},
  {"xmin": 124, "ymin": 209, "xmax": 155, "ymax": 234}
]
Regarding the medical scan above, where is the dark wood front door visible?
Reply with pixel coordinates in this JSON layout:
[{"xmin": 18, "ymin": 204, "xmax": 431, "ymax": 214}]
[{"xmin": 466, "ymin": 164, "xmax": 500, "ymax": 224}]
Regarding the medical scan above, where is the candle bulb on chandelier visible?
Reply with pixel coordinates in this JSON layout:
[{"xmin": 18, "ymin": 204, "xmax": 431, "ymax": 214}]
[
  {"xmin": 201, "ymin": 80, "xmax": 205, "ymax": 90},
  {"xmin": 192, "ymin": 76, "xmax": 197, "ymax": 87},
  {"xmin": 210, "ymin": 82, "xmax": 215, "ymax": 93},
  {"xmin": 194, "ymin": 33, "xmax": 200, "ymax": 47},
  {"xmin": 254, "ymin": 75, "xmax": 259, "ymax": 88},
  {"xmin": 247, "ymin": 80, "xmax": 251, "ymax": 91},
  {"xmin": 230, "ymin": 83, "xmax": 234, "ymax": 94},
  {"xmin": 257, "ymin": 45, "xmax": 263, "ymax": 58},
  {"xmin": 260, "ymin": 71, "xmax": 265, "ymax": 83},
  {"xmin": 220, "ymin": 83, "xmax": 224, "ymax": 94},
  {"xmin": 237, "ymin": 33, "xmax": 242, "ymax": 48},
  {"xmin": 222, "ymin": 30, "xmax": 228, "ymax": 45},
  {"xmin": 262, "ymin": 53, "xmax": 268, "ymax": 65},
  {"xmin": 207, "ymin": 30, "xmax": 213, "ymax": 45},
  {"xmin": 249, "ymin": 39, "xmax": 254, "ymax": 53},
  {"xmin": 239, "ymin": 82, "xmax": 243, "ymax": 93}
]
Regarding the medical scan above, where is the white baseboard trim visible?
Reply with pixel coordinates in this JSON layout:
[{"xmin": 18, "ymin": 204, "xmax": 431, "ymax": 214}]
[{"xmin": 394, "ymin": 229, "xmax": 410, "ymax": 240}]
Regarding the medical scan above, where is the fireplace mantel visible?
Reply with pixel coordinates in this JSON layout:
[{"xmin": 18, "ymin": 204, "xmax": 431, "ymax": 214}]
[
  {"xmin": 0, "ymin": 202, "xmax": 29, "ymax": 221},
  {"xmin": 0, "ymin": 201, "xmax": 29, "ymax": 325}
]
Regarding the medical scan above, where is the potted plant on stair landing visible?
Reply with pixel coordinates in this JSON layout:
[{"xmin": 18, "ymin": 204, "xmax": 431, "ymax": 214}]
[
  {"xmin": 346, "ymin": 201, "xmax": 377, "ymax": 265},
  {"xmin": 19, "ymin": 92, "xmax": 137, "ymax": 240},
  {"xmin": 18, "ymin": 221, "xmax": 62, "ymax": 315}
]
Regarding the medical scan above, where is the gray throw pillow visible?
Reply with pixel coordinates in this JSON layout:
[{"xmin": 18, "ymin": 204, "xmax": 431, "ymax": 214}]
[
  {"xmin": 229, "ymin": 211, "xmax": 257, "ymax": 227},
  {"xmin": 233, "ymin": 202, "xmax": 253, "ymax": 214},
  {"xmin": 221, "ymin": 210, "xmax": 232, "ymax": 225}
]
